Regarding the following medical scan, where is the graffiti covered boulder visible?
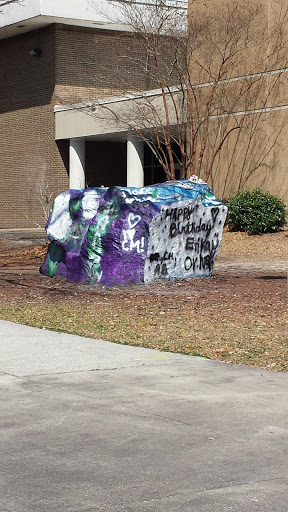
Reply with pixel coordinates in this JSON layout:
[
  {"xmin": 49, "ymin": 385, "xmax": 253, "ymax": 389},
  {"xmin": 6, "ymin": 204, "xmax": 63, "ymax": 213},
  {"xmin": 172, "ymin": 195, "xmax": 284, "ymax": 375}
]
[{"xmin": 40, "ymin": 180, "xmax": 227, "ymax": 285}]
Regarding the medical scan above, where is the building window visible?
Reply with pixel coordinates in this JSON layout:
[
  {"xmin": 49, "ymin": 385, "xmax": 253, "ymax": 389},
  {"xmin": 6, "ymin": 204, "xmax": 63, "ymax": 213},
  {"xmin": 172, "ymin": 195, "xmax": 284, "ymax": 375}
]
[{"xmin": 144, "ymin": 143, "xmax": 182, "ymax": 185}]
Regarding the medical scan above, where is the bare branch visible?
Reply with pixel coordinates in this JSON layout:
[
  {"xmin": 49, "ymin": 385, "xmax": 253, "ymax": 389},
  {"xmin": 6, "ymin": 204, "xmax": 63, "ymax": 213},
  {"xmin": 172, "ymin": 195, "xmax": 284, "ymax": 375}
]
[
  {"xmin": 86, "ymin": 0, "xmax": 288, "ymax": 195},
  {"xmin": 0, "ymin": 0, "xmax": 22, "ymax": 10}
]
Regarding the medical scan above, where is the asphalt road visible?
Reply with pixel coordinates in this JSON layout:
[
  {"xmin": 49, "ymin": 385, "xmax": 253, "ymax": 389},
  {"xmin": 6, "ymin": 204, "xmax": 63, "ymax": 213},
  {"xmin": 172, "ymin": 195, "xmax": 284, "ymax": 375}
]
[{"xmin": 0, "ymin": 320, "xmax": 287, "ymax": 512}]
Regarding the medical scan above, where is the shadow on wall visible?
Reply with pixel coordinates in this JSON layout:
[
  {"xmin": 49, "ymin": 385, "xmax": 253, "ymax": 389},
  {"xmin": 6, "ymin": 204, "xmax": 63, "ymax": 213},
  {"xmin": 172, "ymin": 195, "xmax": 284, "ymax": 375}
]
[{"xmin": 0, "ymin": 26, "xmax": 55, "ymax": 114}]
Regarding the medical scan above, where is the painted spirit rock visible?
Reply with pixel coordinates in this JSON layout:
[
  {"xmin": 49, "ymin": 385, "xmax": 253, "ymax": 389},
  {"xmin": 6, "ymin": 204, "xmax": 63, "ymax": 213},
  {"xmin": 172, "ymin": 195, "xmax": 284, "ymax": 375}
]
[{"xmin": 40, "ymin": 180, "xmax": 227, "ymax": 285}]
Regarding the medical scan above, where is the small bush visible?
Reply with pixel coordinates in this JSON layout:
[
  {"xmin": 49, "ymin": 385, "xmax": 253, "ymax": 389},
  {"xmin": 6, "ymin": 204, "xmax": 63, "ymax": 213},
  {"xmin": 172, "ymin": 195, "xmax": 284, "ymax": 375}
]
[{"xmin": 227, "ymin": 188, "xmax": 286, "ymax": 235}]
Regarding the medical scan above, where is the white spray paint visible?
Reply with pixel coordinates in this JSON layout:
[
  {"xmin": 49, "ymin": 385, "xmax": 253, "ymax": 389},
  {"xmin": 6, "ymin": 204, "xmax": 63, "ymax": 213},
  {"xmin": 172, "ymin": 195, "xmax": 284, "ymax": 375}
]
[
  {"xmin": 121, "ymin": 213, "xmax": 145, "ymax": 253},
  {"xmin": 144, "ymin": 198, "xmax": 227, "ymax": 282},
  {"xmin": 47, "ymin": 191, "xmax": 72, "ymax": 241}
]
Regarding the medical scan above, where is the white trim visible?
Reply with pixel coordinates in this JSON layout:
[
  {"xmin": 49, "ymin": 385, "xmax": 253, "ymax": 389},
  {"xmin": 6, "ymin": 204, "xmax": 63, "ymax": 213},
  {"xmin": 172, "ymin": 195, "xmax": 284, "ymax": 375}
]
[
  {"xmin": 54, "ymin": 85, "xmax": 182, "ymax": 112},
  {"xmin": 209, "ymin": 103, "xmax": 288, "ymax": 120},
  {"xmin": 193, "ymin": 67, "xmax": 288, "ymax": 90},
  {"xmin": 109, "ymin": 0, "xmax": 187, "ymax": 9}
]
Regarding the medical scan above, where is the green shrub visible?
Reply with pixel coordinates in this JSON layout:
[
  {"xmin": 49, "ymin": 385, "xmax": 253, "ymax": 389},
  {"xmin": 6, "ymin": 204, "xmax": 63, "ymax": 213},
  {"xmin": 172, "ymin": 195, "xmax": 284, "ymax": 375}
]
[{"xmin": 227, "ymin": 188, "xmax": 286, "ymax": 235}]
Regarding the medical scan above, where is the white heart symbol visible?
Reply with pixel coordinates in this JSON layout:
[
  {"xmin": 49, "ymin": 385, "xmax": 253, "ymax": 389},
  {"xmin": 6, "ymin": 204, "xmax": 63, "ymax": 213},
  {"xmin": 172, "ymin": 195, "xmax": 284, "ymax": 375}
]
[{"xmin": 128, "ymin": 213, "xmax": 141, "ymax": 229}]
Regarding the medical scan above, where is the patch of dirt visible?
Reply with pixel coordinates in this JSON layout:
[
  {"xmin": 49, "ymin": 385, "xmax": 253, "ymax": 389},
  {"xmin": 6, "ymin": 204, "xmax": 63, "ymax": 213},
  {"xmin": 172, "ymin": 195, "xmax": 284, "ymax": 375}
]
[
  {"xmin": 0, "ymin": 230, "xmax": 286, "ymax": 315},
  {"xmin": 0, "ymin": 243, "xmax": 47, "ymax": 265}
]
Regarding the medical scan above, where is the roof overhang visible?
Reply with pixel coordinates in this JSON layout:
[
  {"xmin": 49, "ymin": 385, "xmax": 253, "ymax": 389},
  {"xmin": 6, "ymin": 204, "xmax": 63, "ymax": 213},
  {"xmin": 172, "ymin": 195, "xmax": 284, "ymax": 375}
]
[
  {"xmin": 0, "ymin": 0, "xmax": 131, "ymax": 40},
  {"xmin": 0, "ymin": 0, "xmax": 187, "ymax": 40}
]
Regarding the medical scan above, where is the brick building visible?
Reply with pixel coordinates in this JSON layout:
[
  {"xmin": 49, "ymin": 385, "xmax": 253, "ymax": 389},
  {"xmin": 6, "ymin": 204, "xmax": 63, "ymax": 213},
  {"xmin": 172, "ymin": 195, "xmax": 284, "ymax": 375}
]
[
  {"xmin": 0, "ymin": 0, "xmax": 168, "ymax": 228},
  {"xmin": 1, "ymin": 0, "xmax": 288, "ymax": 228},
  {"xmin": 55, "ymin": 0, "xmax": 288, "ymax": 209},
  {"xmin": 185, "ymin": 0, "xmax": 288, "ymax": 203}
]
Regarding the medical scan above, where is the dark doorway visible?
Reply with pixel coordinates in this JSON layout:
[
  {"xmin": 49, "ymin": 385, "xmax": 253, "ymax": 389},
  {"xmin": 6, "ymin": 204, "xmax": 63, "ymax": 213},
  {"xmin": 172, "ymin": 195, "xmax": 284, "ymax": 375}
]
[{"xmin": 85, "ymin": 141, "xmax": 127, "ymax": 187}]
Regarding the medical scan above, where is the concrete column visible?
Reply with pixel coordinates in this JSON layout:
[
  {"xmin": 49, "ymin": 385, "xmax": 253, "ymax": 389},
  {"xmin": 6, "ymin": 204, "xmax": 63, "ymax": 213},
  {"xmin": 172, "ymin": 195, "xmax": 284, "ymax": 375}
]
[
  {"xmin": 69, "ymin": 139, "xmax": 85, "ymax": 189},
  {"xmin": 127, "ymin": 133, "xmax": 144, "ymax": 187}
]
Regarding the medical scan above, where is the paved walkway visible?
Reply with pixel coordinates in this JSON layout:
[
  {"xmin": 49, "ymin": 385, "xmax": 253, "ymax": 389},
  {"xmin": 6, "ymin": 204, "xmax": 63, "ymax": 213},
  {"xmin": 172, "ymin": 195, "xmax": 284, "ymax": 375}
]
[
  {"xmin": 0, "ymin": 228, "xmax": 47, "ymax": 252},
  {"xmin": 0, "ymin": 320, "xmax": 287, "ymax": 512},
  {"xmin": 0, "ymin": 228, "xmax": 46, "ymax": 240}
]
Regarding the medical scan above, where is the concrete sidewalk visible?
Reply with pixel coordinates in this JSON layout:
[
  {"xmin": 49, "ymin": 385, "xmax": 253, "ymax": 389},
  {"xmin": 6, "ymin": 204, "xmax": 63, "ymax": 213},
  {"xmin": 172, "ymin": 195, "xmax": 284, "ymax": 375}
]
[
  {"xmin": 0, "ymin": 320, "xmax": 287, "ymax": 512},
  {"xmin": 0, "ymin": 229, "xmax": 47, "ymax": 252},
  {"xmin": 0, "ymin": 228, "xmax": 46, "ymax": 240}
]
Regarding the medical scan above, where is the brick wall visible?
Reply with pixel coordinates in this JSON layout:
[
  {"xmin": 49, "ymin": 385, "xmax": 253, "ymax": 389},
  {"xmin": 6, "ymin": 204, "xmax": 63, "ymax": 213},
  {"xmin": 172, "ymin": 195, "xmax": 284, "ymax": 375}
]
[
  {"xmin": 0, "ymin": 25, "xmax": 68, "ymax": 228},
  {"xmin": 0, "ymin": 24, "xmax": 146, "ymax": 228},
  {"xmin": 0, "ymin": 23, "xmax": 179, "ymax": 228},
  {"xmin": 54, "ymin": 25, "xmax": 155, "ymax": 105}
]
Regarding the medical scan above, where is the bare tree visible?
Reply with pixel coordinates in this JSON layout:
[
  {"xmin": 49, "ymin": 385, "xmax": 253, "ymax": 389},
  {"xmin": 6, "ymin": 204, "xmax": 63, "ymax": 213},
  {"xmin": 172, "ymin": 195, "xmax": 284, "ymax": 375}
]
[
  {"xmin": 88, "ymin": 0, "xmax": 188, "ymax": 180},
  {"xmin": 87, "ymin": 0, "xmax": 288, "ymax": 193},
  {"xmin": 185, "ymin": 0, "xmax": 288, "ymax": 196},
  {"xmin": 25, "ymin": 174, "xmax": 59, "ymax": 228},
  {"xmin": 0, "ymin": 0, "xmax": 22, "ymax": 10}
]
